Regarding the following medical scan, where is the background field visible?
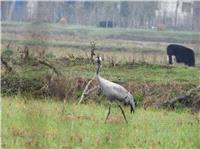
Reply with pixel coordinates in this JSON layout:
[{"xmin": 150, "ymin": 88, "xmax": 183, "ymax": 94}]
[{"xmin": 1, "ymin": 22, "xmax": 200, "ymax": 65}]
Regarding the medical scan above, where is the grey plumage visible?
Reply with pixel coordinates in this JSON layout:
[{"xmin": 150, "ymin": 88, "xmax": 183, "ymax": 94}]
[{"xmin": 95, "ymin": 56, "xmax": 135, "ymax": 123}]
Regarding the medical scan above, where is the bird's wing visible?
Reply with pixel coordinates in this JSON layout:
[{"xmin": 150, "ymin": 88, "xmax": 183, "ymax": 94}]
[
  {"xmin": 98, "ymin": 77, "xmax": 129, "ymax": 100},
  {"xmin": 109, "ymin": 83, "xmax": 129, "ymax": 100}
]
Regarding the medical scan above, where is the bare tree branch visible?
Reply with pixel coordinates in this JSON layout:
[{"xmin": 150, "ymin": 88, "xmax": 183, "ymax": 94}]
[
  {"xmin": 37, "ymin": 59, "xmax": 62, "ymax": 76},
  {"xmin": 160, "ymin": 85, "xmax": 200, "ymax": 107}
]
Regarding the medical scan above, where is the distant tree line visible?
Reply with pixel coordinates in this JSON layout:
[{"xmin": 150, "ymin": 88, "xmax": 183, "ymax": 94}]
[{"xmin": 1, "ymin": 1, "xmax": 200, "ymax": 30}]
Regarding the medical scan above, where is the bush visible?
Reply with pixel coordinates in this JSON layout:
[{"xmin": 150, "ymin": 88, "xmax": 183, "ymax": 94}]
[
  {"xmin": 46, "ymin": 53, "xmax": 55, "ymax": 59},
  {"xmin": 1, "ymin": 75, "xmax": 43, "ymax": 96},
  {"xmin": 1, "ymin": 48, "xmax": 14, "ymax": 59},
  {"xmin": 133, "ymin": 92, "xmax": 144, "ymax": 107}
]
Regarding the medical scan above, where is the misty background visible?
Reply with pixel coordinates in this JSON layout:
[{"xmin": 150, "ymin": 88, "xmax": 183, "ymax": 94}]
[
  {"xmin": 1, "ymin": 1, "xmax": 200, "ymax": 31},
  {"xmin": 1, "ymin": 1, "xmax": 200, "ymax": 66}
]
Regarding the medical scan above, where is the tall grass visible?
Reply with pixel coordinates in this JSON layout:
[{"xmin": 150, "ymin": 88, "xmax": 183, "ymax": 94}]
[{"xmin": 2, "ymin": 96, "xmax": 200, "ymax": 149}]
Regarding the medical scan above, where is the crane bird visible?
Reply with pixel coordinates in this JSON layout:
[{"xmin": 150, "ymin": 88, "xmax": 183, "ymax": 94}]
[{"xmin": 95, "ymin": 56, "xmax": 135, "ymax": 123}]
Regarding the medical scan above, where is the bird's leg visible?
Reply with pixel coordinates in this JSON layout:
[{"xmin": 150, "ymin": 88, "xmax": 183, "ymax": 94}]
[
  {"xmin": 105, "ymin": 104, "xmax": 111, "ymax": 123},
  {"xmin": 118, "ymin": 104, "xmax": 128, "ymax": 123}
]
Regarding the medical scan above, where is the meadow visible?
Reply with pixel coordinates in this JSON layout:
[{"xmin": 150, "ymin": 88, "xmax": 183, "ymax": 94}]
[
  {"xmin": 2, "ymin": 96, "xmax": 200, "ymax": 149},
  {"xmin": 1, "ymin": 22, "xmax": 200, "ymax": 148}
]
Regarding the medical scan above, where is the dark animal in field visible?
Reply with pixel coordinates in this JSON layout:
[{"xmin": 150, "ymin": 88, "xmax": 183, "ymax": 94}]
[
  {"xmin": 167, "ymin": 44, "xmax": 195, "ymax": 66},
  {"xmin": 95, "ymin": 56, "xmax": 135, "ymax": 123},
  {"xmin": 98, "ymin": 21, "xmax": 115, "ymax": 28}
]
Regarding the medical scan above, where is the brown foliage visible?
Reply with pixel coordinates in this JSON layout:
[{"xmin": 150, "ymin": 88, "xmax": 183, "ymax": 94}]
[
  {"xmin": 41, "ymin": 75, "xmax": 98, "ymax": 101},
  {"xmin": 37, "ymin": 75, "xmax": 199, "ymax": 110},
  {"xmin": 123, "ymin": 81, "xmax": 197, "ymax": 109}
]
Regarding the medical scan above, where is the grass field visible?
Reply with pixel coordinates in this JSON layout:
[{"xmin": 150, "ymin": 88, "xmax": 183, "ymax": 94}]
[
  {"xmin": 1, "ymin": 22, "xmax": 200, "ymax": 149},
  {"xmin": 2, "ymin": 96, "xmax": 200, "ymax": 149}
]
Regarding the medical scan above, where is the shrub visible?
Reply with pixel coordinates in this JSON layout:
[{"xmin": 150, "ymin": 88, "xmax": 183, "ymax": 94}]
[{"xmin": 1, "ymin": 48, "xmax": 14, "ymax": 59}]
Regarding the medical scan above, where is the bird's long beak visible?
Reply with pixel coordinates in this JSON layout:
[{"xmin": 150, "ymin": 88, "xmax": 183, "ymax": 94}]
[{"xmin": 131, "ymin": 105, "xmax": 135, "ymax": 113}]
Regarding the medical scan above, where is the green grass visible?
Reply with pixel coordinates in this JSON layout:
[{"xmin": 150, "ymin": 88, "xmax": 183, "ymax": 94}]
[
  {"xmin": 2, "ymin": 96, "xmax": 200, "ymax": 148},
  {"xmin": 3, "ymin": 60, "xmax": 200, "ymax": 84},
  {"xmin": 3, "ymin": 59, "xmax": 199, "ymax": 84},
  {"xmin": 60, "ymin": 63, "xmax": 200, "ymax": 84}
]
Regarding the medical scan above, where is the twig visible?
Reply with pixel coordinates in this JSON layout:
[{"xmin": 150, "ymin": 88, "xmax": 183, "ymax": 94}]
[
  {"xmin": 90, "ymin": 41, "xmax": 96, "ymax": 63},
  {"xmin": 85, "ymin": 85, "xmax": 100, "ymax": 95},
  {"xmin": 78, "ymin": 77, "xmax": 95, "ymax": 104},
  {"xmin": 6, "ymin": 41, "xmax": 12, "ymax": 49}
]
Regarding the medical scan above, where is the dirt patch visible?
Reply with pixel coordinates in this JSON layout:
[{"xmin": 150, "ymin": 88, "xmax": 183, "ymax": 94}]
[
  {"xmin": 61, "ymin": 114, "xmax": 98, "ymax": 122},
  {"xmin": 60, "ymin": 114, "xmax": 125, "ymax": 123}
]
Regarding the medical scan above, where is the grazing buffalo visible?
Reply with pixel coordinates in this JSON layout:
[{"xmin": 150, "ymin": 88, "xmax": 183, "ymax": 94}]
[
  {"xmin": 167, "ymin": 44, "xmax": 195, "ymax": 66},
  {"xmin": 98, "ymin": 21, "xmax": 115, "ymax": 28}
]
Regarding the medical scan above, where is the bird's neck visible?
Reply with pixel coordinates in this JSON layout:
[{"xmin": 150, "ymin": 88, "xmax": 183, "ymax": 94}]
[{"xmin": 96, "ymin": 63, "xmax": 101, "ymax": 76}]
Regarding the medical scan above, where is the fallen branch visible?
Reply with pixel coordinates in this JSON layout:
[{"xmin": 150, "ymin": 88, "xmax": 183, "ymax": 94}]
[
  {"xmin": 160, "ymin": 85, "xmax": 200, "ymax": 108},
  {"xmin": 1, "ymin": 57, "xmax": 12, "ymax": 72},
  {"xmin": 37, "ymin": 59, "xmax": 61, "ymax": 76},
  {"xmin": 78, "ymin": 77, "xmax": 95, "ymax": 104},
  {"xmin": 186, "ymin": 85, "xmax": 200, "ymax": 95}
]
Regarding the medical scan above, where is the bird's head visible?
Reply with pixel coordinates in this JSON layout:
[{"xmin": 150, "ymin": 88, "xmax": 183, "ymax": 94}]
[{"xmin": 95, "ymin": 55, "xmax": 102, "ymax": 65}]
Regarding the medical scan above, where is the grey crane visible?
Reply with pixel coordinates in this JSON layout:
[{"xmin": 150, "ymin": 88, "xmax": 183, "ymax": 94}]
[{"xmin": 95, "ymin": 56, "xmax": 135, "ymax": 123}]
